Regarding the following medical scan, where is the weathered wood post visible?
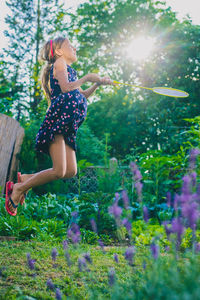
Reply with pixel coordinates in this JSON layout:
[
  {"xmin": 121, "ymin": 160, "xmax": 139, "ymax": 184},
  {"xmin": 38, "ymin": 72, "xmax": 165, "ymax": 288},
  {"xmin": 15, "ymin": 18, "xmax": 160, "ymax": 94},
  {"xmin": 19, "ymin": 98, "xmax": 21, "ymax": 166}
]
[{"xmin": 0, "ymin": 113, "xmax": 25, "ymax": 196}]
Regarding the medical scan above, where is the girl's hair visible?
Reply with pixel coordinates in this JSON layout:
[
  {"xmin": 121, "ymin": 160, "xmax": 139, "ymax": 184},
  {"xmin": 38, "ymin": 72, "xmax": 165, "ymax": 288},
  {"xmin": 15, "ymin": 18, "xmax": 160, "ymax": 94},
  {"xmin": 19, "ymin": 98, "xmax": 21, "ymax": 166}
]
[{"xmin": 39, "ymin": 36, "xmax": 66, "ymax": 107}]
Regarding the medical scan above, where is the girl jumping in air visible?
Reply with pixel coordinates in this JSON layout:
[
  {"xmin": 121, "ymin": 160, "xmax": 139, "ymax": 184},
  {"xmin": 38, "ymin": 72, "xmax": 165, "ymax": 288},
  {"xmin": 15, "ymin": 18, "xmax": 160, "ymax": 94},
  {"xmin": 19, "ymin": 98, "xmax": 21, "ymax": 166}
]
[{"xmin": 5, "ymin": 36, "xmax": 114, "ymax": 216}]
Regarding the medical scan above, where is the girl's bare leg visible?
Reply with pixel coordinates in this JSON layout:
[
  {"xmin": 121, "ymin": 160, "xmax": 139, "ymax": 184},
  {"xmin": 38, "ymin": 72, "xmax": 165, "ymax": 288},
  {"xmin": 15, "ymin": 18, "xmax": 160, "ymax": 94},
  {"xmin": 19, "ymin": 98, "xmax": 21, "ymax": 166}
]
[{"xmin": 7, "ymin": 135, "xmax": 67, "ymax": 214}]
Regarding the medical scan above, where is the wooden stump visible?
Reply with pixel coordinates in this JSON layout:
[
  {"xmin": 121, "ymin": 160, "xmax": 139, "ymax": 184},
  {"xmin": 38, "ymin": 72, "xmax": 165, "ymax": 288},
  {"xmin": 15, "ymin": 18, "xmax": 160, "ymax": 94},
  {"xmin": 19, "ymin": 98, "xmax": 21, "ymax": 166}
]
[{"xmin": 0, "ymin": 113, "xmax": 25, "ymax": 196}]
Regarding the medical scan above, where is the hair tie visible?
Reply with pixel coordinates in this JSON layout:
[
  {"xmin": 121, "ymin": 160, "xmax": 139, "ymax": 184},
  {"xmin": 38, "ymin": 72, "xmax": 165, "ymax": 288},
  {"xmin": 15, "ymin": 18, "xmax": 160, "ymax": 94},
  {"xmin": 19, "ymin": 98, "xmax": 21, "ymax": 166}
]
[{"xmin": 50, "ymin": 40, "xmax": 53, "ymax": 57}]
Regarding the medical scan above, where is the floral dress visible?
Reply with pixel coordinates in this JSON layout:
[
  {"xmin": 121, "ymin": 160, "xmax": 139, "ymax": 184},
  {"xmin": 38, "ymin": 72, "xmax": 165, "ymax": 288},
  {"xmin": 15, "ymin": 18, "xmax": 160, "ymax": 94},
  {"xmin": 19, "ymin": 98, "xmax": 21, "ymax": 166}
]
[{"xmin": 35, "ymin": 63, "xmax": 87, "ymax": 156}]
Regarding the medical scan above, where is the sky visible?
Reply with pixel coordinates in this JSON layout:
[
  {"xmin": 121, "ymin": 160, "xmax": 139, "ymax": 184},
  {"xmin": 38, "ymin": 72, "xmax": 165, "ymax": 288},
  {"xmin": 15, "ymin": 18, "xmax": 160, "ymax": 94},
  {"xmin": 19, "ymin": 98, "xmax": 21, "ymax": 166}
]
[{"xmin": 0, "ymin": 0, "xmax": 199, "ymax": 51}]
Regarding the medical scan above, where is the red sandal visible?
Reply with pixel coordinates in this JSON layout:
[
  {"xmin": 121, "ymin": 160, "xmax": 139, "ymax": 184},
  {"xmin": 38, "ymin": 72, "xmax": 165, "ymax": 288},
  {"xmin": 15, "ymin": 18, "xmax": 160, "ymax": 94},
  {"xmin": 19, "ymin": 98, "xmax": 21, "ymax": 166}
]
[
  {"xmin": 17, "ymin": 172, "xmax": 26, "ymax": 205},
  {"xmin": 5, "ymin": 181, "xmax": 19, "ymax": 216}
]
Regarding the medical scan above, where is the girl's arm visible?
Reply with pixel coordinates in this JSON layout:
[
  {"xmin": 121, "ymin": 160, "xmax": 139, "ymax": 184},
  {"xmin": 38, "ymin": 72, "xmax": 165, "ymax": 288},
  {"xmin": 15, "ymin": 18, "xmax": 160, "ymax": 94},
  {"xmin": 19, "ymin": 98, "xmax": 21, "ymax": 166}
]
[
  {"xmin": 54, "ymin": 58, "xmax": 101, "ymax": 93},
  {"xmin": 79, "ymin": 83, "xmax": 101, "ymax": 99},
  {"xmin": 79, "ymin": 76, "xmax": 114, "ymax": 98}
]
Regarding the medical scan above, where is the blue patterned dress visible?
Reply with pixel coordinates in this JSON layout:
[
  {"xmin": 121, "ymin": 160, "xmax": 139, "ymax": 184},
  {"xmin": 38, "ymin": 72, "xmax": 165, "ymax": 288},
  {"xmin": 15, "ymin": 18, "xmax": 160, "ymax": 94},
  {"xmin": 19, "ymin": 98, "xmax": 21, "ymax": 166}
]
[{"xmin": 35, "ymin": 63, "xmax": 87, "ymax": 156}]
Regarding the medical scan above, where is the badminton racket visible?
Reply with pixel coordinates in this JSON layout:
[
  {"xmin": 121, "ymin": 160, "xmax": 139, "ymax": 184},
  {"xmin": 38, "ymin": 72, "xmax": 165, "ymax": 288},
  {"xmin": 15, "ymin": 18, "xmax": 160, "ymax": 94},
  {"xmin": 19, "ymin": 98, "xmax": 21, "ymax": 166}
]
[{"xmin": 112, "ymin": 80, "xmax": 189, "ymax": 98}]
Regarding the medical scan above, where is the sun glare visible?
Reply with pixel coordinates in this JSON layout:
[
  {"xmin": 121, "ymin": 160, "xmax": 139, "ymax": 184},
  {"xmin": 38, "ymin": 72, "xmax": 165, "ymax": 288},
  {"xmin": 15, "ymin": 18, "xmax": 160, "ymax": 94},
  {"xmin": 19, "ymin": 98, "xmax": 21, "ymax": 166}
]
[{"xmin": 125, "ymin": 36, "xmax": 156, "ymax": 61}]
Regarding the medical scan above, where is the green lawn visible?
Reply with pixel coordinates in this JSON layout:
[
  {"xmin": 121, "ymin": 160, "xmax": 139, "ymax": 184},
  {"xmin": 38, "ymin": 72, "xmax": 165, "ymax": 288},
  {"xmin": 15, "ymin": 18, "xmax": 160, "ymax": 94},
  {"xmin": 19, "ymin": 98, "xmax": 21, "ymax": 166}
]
[{"xmin": 0, "ymin": 240, "xmax": 145, "ymax": 299}]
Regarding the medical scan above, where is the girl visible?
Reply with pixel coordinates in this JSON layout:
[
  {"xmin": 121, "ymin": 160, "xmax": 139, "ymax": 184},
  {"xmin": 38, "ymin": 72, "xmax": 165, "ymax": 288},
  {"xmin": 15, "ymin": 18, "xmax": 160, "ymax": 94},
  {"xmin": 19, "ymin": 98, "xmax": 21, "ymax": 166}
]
[{"xmin": 5, "ymin": 36, "xmax": 114, "ymax": 216}]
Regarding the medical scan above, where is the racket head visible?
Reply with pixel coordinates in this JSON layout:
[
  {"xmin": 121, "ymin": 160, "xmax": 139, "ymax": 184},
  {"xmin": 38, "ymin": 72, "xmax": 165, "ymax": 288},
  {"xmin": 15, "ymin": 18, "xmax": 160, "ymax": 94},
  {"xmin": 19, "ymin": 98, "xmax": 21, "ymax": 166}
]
[{"xmin": 153, "ymin": 87, "xmax": 189, "ymax": 98}]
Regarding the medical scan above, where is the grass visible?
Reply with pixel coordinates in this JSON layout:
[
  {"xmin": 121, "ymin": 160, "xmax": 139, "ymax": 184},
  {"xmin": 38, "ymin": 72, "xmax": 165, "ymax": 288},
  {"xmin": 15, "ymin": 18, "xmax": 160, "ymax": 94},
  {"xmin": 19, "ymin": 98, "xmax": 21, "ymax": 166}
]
[{"xmin": 0, "ymin": 240, "xmax": 146, "ymax": 299}]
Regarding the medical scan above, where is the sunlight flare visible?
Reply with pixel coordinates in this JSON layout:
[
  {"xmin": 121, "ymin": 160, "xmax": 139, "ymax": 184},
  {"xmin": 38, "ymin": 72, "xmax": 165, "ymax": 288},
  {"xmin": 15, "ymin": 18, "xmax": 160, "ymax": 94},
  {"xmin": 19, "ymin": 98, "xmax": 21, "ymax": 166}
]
[{"xmin": 125, "ymin": 36, "xmax": 156, "ymax": 61}]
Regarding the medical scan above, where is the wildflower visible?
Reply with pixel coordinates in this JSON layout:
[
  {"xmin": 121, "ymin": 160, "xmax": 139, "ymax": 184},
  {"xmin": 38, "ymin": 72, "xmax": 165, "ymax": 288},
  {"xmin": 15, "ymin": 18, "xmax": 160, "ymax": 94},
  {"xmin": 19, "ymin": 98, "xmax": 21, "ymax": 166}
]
[
  {"xmin": 182, "ymin": 201, "xmax": 199, "ymax": 230},
  {"xmin": 46, "ymin": 278, "xmax": 55, "ymax": 290},
  {"xmin": 108, "ymin": 202, "xmax": 122, "ymax": 219},
  {"xmin": 142, "ymin": 261, "xmax": 146, "ymax": 269},
  {"xmin": 121, "ymin": 189, "xmax": 130, "ymax": 209},
  {"xmin": 62, "ymin": 240, "xmax": 68, "ymax": 250},
  {"xmin": 130, "ymin": 162, "xmax": 143, "ymax": 201},
  {"xmin": 173, "ymin": 194, "xmax": 179, "ymax": 211},
  {"xmin": 143, "ymin": 206, "xmax": 149, "ymax": 223},
  {"xmin": 130, "ymin": 162, "xmax": 142, "ymax": 180},
  {"xmin": 26, "ymin": 253, "xmax": 36, "ymax": 270},
  {"xmin": 124, "ymin": 246, "xmax": 135, "ymax": 266},
  {"xmin": 114, "ymin": 192, "xmax": 120, "ymax": 202},
  {"xmin": 181, "ymin": 175, "xmax": 191, "ymax": 195},
  {"xmin": 55, "ymin": 288, "xmax": 62, "ymax": 300},
  {"xmin": 90, "ymin": 218, "xmax": 97, "ymax": 233},
  {"xmin": 135, "ymin": 181, "xmax": 143, "ymax": 199},
  {"xmin": 78, "ymin": 257, "xmax": 88, "ymax": 272},
  {"xmin": 122, "ymin": 218, "xmax": 132, "ymax": 233},
  {"xmin": 108, "ymin": 268, "xmax": 115, "ymax": 286},
  {"xmin": 165, "ymin": 246, "xmax": 170, "ymax": 252},
  {"xmin": 190, "ymin": 171, "xmax": 197, "ymax": 187},
  {"xmin": 163, "ymin": 221, "xmax": 172, "ymax": 239},
  {"xmin": 51, "ymin": 248, "xmax": 58, "ymax": 262},
  {"xmin": 114, "ymin": 253, "xmax": 119, "ymax": 263},
  {"xmin": 64, "ymin": 251, "xmax": 72, "ymax": 267},
  {"xmin": 83, "ymin": 252, "xmax": 92, "ymax": 264},
  {"xmin": 98, "ymin": 239, "xmax": 105, "ymax": 253},
  {"xmin": 67, "ymin": 222, "xmax": 81, "ymax": 244},
  {"xmin": 150, "ymin": 242, "xmax": 159, "ymax": 259},
  {"xmin": 171, "ymin": 217, "xmax": 184, "ymax": 248},
  {"xmin": 195, "ymin": 242, "xmax": 200, "ymax": 253},
  {"xmin": 71, "ymin": 211, "xmax": 78, "ymax": 219},
  {"xmin": 189, "ymin": 148, "xmax": 200, "ymax": 169}
]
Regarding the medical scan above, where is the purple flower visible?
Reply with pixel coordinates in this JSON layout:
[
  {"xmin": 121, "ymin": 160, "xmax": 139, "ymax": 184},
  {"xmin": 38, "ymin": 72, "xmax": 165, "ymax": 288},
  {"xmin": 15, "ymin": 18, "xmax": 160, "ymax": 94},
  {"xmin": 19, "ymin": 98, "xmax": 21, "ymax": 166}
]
[
  {"xmin": 55, "ymin": 288, "xmax": 62, "ymax": 300},
  {"xmin": 122, "ymin": 218, "xmax": 132, "ymax": 233},
  {"xmin": 98, "ymin": 239, "xmax": 105, "ymax": 253},
  {"xmin": 114, "ymin": 192, "xmax": 120, "ymax": 203},
  {"xmin": 124, "ymin": 246, "xmax": 135, "ymax": 265},
  {"xmin": 130, "ymin": 162, "xmax": 142, "ymax": 180},
  {"xmin": 83, "ymin": 253, "xmax": 92, "ymax": 264},
  {"xmin": 181, "ymin": 175, "xmax": 191, "ymax": 195},
  {"xmin": 173, "ymin": 194, "xmax": 179, "ymax": 211},
  {"xmin": 182, "ymin": 201, "xmax": 199, "ymax": 230},
  {"xmin": 130, "ymin": 162, "xmax": 143, "ymax": 201},
  {"xmin": 51, "ymin": 248, "xmax": 58, "ymax": 262},
  {"xmin": 190, "ymin": 172, "xmax": 197, "ymax": 187},
  {"xmin": 64, "ymin": 251, "xmax": 72, "ymax": 267},
  {"xmin": 143, "ymin": 206, "xmax": 149, "ymax": 223},
  {"xmin": 62, "ymin": 240, "xmax": 68, "ymax": 250},
  {"xmin": 90, "ymin": 218, "xmax": 97, "ymax": 233},
  {"xmin": 189, "ymin": 148, "xmax": 200, "ymax": 169},
  {"xmin": 165, "ymin": 246, "xmax": 170, "ymax": 252},
  {"xmin": 67, "ymin": 223, "xmax": 81, "ymax": 244},
  {"xmin": 121, "ymin": 190, "xmax": 130, "ymax": 209},
  {"xmin": 47, "ymin": 278, "xmax": 55, "ymax": 290},
  {"xmin": 114, "ymin": 253, "xmax": 119, "ymax": 263},
  {"xmin": 26, "ymin": 253, "xmax": 36, "ymax": 270},
  {"xmin": 135, "ymin": 181, "xmax": 143, "ymax": 199},
  {"xmin": 163, "ymin": 221, "xmax": 172, "ymax": 239},
  {"xmin": 150, "ymin": 243, "xmax": 159, "ymax": 259},
  {"xmin": 78, "ymin": 257, "xmax": 87, "ymax": 272},
  {"xmin": 108, "ymin": 268, "xmax": 115, "ymax": 286},
  {"xmin": 27, "ymin": 258, "xmax": 36, "ymax": 270},
  {"xmin": 142, "ymin": 261, "xmax": 146, "ymax": 269},
  {"xmin": 197, "ymin": 183, "xmax": 200, "ymax": 196},
  {"xmin": 108, "ymin": 203, "xmax": 122, "ymax": 219},
  {"xmin": 71, "ymin": 211, "xmax": 78, "ymax": 219},
  {"xmin": 171, "ymin": 217, "xmax": 184, "ymax": 247},
  {"xmin": 195, "ymin": 242, "xmax": 200, "ymax": 253}
]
